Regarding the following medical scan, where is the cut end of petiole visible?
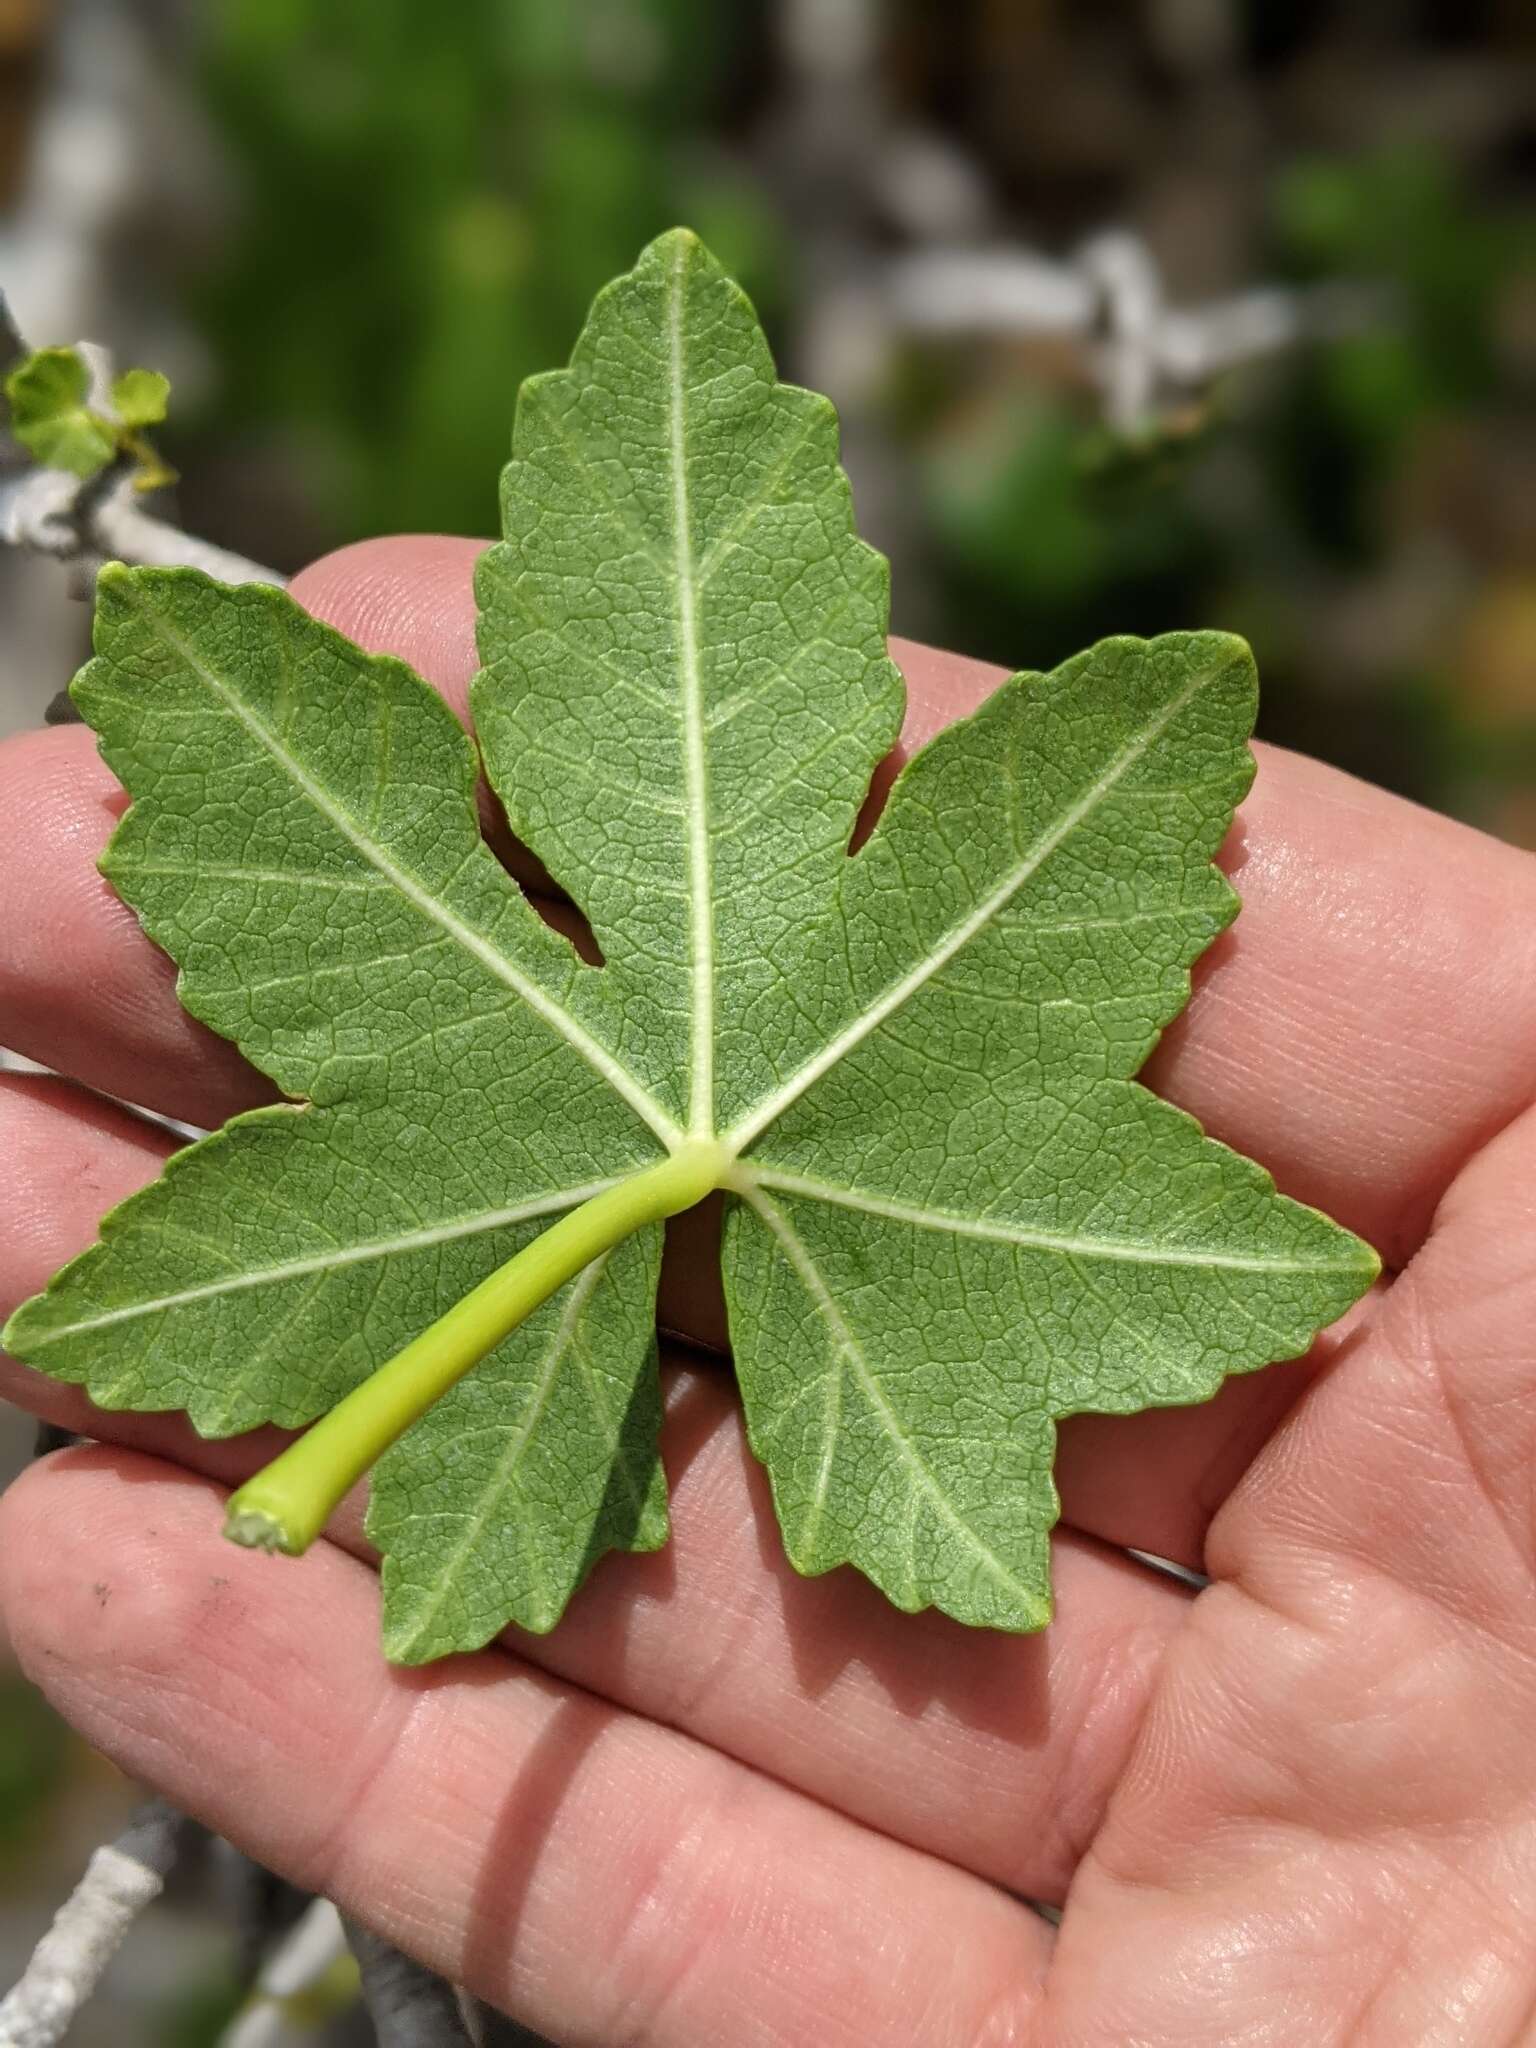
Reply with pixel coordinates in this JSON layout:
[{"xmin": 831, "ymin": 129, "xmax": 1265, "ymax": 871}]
[
  {"xmin": 219, "ymin": 1149, "xmax": 731, "ymax": 1575},
  {"xmin": 224, "ymin": 1499, "xmax": 305, "ymax": 1556}
]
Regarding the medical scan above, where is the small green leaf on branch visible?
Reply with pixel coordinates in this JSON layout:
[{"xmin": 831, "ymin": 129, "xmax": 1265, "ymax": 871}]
[
  {"xmin": 5, "ymin": 346, "xmax": 176, "ymax": 490},
  {"xmin": 109, "ymin": 368, "xmax": 170, "ymax": 429},
  {"xmin": 5, "ymin": 348, "xmax": 117, "ymax": 476}
]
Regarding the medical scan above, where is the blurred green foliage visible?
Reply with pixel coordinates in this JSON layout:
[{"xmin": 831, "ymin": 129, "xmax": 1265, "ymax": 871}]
[
  {"xmin": 178, "ymin": 7, "xmax": 1533, "ymax": 833},
  {"xmin": 196, "ymin": 0, "xmax": 782, "ymax": 537},
  {"xmin": 153, "ymin": 1966, "xmax": 248, "ymax": 2048},
  {"xmin": 0, "ymin": 1676, "xmax": 68, "ymax": 1873},
  {"xmin": 915, "ymin": 144, "xmax": 1534, "ymax": 821}
]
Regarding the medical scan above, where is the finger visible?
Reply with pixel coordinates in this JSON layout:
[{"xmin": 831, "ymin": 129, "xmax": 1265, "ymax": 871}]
[
  {"xmin": 0, "ymin": 726, "xmax": 271, "ymax": 1125},
  {"xmin": 0, "ymin": 1449, "xmax": 1050, "ymax": 2048},
  {"xmin": 1039, "ymin": 1109, "xmax": 1536, "ymax": 2048},
  {"xmin": 0, "ymin": 1070, "xmax": 1188, "ymax": 1905}
]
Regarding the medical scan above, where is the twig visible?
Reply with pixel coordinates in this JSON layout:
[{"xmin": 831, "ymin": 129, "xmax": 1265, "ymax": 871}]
[
  {"xmin": 31, "ymin": 1421, "xmax": 79, "ymax": 1458},
  {"xmin": 0, "ymin": 292, "xmax": 26, "ymax": 387},
  {"xmin": 1079, "ymin": 230, "xmax": 1164, "ymax": 431},
  {"xmin": 472, "ymin": 2007, "xmax": 554, "ymax": 2045},
  {"xmin": 217, "ymin": 1897, "xmax": 351, "ymax": 2048},
  {"xmin": 0, "ymin": 293, "xmax": 281, "ymax": 589},
  {"xmin": 0, "ymin": 1799, "xmax": 189, "ymax": 2048},
  {"xmin": 212, "ymin": 1844, "xmax": 311, "ymax": 1997},
  {"xmin": 343, "ymin": 1921, "xmax": 480, "ymax": 2046},
  {"xmin": 0, "ymin": 1044, "xmax": 206, "ymax": 1146},
  {"xmin": 0, "ymin": 460, "xmax": 280, "ymax": 585},
  {"xmin": 885, "ymin": 238, "xmax": 1381, "ymax": 427}
]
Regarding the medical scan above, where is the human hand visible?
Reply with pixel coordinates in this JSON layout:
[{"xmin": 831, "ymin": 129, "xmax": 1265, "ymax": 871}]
[{"xmin": 2, "ymin": 536, "xmax": 1535, "ymax": 2046}]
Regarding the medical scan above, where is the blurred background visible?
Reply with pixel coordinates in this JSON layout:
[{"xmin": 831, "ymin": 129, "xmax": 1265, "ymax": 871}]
[{"xmin": 0, "ymin": 0, "xmax": 1533, "ymax": 2039}]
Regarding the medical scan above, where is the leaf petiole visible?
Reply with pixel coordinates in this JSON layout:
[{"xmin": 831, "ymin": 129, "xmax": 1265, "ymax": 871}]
[{"xmin": 223, "ymin": 1140, "xmax": 727, "ymax": 1558}]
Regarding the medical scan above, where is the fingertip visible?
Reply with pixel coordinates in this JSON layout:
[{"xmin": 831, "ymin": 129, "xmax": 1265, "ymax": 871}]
[
  {"xmin": 0, "ymin": 1445, "xmax": 358, "ymax": 1820},
  {"xmin": 0, "ymin": 1445, "xmax": 212, "ymax": 1682},
  {"xmin": 288, "ymin": 535, "xmax": 487, "ymax": 718},
  {"xmin": 890, "ymin": 633, "xmax": 1011, "ymax": 750}
]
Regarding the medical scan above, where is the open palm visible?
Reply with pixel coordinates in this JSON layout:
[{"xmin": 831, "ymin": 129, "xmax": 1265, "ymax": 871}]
[{"xmin": 3, "ymin": 535, "xmax": 1535, "ymax": 2047}]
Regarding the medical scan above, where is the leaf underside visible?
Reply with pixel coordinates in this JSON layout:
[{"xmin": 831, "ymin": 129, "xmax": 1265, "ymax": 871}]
[{"xmin": 3, "ymin": 231, "xmax": 1378, "ymax": 1661}]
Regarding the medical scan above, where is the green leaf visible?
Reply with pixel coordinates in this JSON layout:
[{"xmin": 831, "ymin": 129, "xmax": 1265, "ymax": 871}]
[
  {"xmin": 4, "ymin": 346, "xmax": 116, "ymax": 476},
  {"xmin": 721, "ymin": 633, "xmax": 1366, "ymax": 1623},
  {"xmin": 111, "ymin": 367, "xmax": 171, "ymax": 429},
  {"xmin": 3, "ymin": 231, "xmax": 1378, "ymax": 1659},
  {"xmin": 6, "ymin": 564, "xmax": 670, "ymax": 1655}
]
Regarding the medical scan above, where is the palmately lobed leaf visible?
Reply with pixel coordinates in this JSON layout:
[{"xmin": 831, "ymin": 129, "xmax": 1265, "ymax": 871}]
[{"xmin": 3, "ymin": 230, "xmax": 1379, "ymax": 1661}]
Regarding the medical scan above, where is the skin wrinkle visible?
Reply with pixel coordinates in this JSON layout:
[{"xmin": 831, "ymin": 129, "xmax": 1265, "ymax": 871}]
[
  {"xmin": 301, "ymin": 1671, "xmax": 443, "ymax": 1906},
  {"xmin": 1045, "ymin": 1612, "xmax": 1174, "ymax": 1876},
  {"xmin": 1183, "ymin": 1348, "xmax": 1329, "ymax": 1553},
  {"xmin": 643, "ymin": 1536, "xmax": 769, "ymax": 1735},
  {"xmin": 1314, "ymin": 1402, "xmax": 1536, "ymax": 1683},
  {"xmin": 597, "ymin": 1764, "xmax": 750, "ymax": 2048},
  {"xmin": 1405, "ymin": 1335, "xmax": 1536, "ymax": 1630},
  {"xmin": 1332, "ymin": 1853, "xmax": 1524, "ymax": 2046}
]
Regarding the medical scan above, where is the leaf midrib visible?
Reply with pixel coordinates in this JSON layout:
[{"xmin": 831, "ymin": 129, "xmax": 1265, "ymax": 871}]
[{"xmin": 667, "ymin": 235, "xmax": 715, "ymax": 1137}]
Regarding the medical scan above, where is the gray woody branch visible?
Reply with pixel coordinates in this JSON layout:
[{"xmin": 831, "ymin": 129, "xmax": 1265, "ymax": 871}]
[
  {"xmin": 887, "ymin": 234, "xmax": 1380, "ymax": 431},
  {"xmin": 0, "ymin": 1800, "xmax": 190, "ymax": 2048},
  {"xmin": 216, "ymin": 1899, "xmax": 348, "ymax": 2048},
  {"xmin": 0, "ymin": 291, "xmax": 280, "ymax": 589},
  {"xmin": 343, "ymin": 1922, "xmax": 484, "ymax": 2047}
]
